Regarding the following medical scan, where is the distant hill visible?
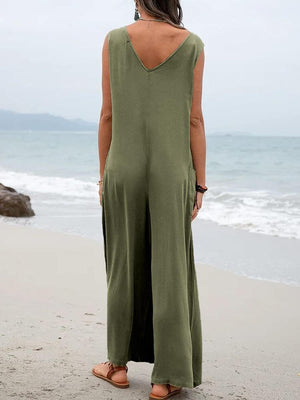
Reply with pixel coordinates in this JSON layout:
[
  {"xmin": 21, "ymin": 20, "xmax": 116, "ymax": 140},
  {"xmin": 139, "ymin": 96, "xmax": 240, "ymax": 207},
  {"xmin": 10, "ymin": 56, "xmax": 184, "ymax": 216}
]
[
  {"xmin": 0, "ymin": 109, "xmax": 97, "ymax": 131},
  {"xmin": 209, "ymin": 130, "xmax": 254, "ymax": 136}
]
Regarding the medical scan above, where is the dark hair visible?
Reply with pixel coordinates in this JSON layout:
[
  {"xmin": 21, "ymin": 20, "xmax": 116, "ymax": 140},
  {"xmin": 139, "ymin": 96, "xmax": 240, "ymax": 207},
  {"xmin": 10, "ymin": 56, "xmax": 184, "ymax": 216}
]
[{"xmin": 136, "ymin": 0, "xmax": 185, "ymax": 29}]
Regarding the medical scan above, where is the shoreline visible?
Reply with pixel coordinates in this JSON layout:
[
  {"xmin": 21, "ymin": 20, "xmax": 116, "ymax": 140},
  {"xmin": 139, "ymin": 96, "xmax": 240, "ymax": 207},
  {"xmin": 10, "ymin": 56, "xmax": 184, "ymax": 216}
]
[
  {"xmin": 1, "ymin": 222, "xmax": 300, "ymax": 399},
  {"xmin": 1, "ymin": 217, "xmax": 299, "ymax": 288}
]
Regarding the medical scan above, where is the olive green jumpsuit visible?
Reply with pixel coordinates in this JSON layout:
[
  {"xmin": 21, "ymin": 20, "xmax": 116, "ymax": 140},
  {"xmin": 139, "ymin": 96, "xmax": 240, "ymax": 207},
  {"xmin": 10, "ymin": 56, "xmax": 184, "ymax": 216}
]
[{"xmin": 101, "ymin": 26, "xmax": 205, "ymax": 388}]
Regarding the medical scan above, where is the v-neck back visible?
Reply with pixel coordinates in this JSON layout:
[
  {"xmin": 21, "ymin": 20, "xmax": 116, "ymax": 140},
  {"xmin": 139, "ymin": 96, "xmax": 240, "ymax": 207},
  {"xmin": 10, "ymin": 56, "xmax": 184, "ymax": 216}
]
[{"xmin": 123, "ymin": 25, "xmax": 192, "ymax": 73}]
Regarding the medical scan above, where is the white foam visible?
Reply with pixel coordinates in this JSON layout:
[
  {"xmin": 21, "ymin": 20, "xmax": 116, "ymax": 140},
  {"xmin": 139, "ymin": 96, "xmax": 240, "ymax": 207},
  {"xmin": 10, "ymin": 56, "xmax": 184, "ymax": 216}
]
[
  {"xmin": 1, "ymin": 167, "xmax": 299, "ymax": 239},
  {"xmin": 198, "ymin": 187, "xmax": 300, "ymax": 239},
  {"xmin": 0, "ymin": 167, "xmax": 98, "ymax": 199}
]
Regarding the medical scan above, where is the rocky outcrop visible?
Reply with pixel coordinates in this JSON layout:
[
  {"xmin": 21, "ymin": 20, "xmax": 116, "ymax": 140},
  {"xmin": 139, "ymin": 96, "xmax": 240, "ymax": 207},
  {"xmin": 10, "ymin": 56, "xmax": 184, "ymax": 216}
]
[{"xmin": 0, "ymin": 183, "xmax": 35, "ymax": 217}]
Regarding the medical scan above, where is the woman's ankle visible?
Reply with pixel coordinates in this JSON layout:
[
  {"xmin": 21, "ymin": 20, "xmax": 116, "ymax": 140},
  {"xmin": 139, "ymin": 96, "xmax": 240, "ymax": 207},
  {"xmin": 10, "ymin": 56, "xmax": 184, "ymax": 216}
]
[{"xmin": 112, "ymin": 363, "xmax": 126, "ymax": 368}]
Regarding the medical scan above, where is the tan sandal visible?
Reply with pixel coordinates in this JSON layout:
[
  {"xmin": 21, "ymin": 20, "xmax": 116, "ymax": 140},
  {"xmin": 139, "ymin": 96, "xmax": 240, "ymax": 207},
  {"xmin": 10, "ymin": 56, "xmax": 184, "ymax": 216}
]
[
  {"xmin": 149, "ymin": 382, "xmax": 182, "ymax": 399},
  {"xmin": 92, "ymin": 361, "xmax": 129, "ymax": 388}
]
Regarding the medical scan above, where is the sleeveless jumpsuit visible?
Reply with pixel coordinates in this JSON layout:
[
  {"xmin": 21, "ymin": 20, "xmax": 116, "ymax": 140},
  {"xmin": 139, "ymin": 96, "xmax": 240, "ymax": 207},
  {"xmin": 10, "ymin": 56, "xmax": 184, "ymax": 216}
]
[{"xmin": 101, "ymin": 25, "xmax": 205, "ymax": 388}]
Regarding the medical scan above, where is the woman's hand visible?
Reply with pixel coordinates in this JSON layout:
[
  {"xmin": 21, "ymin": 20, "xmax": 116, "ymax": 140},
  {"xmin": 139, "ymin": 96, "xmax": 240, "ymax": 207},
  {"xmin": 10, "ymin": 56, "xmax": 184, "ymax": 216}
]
[
  {"xmin": 98, "ymin": 182, "xmax": 103, "ymax": 207},
  {"xmin": 191, "ymin": 191, "xmax": 204, "ymax": 221}
]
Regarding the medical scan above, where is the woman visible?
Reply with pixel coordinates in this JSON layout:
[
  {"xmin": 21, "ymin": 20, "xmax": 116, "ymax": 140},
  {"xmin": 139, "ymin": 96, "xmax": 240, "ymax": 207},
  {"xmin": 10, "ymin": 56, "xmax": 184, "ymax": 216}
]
[{"xmin": 93, "ymin": 1, "xmax": 207, "ymax": 398}]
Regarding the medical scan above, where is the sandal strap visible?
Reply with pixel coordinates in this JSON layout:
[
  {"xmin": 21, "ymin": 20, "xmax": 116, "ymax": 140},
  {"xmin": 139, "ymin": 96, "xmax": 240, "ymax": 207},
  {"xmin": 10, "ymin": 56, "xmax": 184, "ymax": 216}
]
[{"xmin": 106, "ymin": 362, "xmax": 128, "ymax": 379}]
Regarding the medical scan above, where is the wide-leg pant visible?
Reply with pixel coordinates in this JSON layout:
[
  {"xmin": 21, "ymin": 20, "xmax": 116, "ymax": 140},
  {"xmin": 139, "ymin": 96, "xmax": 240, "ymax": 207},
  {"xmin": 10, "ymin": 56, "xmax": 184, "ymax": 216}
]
[{"xmin": 101, "ymin": 163, "xmax": 202, "ymax": 388}]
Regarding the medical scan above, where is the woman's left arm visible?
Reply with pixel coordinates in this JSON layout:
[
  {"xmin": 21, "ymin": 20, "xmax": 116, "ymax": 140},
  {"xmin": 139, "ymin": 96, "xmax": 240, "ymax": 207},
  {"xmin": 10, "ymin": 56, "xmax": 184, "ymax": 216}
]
[
  {"xmin": 98, "ymin": 33, "xmax": 112, "ymax": 181},
  {"xmin": 190, "ymin": 49, "xmax": 206, "ymax": 219}
]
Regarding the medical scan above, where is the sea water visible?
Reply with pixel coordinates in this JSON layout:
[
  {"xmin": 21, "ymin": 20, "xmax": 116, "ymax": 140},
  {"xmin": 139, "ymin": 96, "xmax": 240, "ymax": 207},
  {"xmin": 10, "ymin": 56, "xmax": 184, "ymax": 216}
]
[{"xmin": 0, "ymin": 130, "xmax": 299, "ymax": 284}]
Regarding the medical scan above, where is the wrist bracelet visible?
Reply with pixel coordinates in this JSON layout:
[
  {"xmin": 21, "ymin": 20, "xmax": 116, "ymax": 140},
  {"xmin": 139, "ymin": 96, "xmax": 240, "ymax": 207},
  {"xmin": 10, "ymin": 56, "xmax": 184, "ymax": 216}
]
[
  {"xmin": 97, "ymin": 179, "xmax": 103, "ymax": 186},
  {"xmin": 195, "ymin": 183, "xmax": 208, "ymax": 193}
]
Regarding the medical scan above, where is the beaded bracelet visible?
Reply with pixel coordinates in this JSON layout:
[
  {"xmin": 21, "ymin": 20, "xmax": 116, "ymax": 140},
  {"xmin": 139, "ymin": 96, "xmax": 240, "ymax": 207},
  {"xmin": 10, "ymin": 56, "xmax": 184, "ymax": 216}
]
[
  {"xmin": 97, "ymin": 179, "xmax": 103, "ymax": 186},
  {"xmin": 195, "ymin": 183, "xmax": 208, "ymax": 193}
]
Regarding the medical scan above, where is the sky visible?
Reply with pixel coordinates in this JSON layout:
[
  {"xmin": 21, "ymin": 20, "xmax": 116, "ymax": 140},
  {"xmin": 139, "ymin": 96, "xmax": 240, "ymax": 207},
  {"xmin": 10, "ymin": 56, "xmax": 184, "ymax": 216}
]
[{"xmin": 0, "ymin": 0, "xmax": 299, "ymax": 136}]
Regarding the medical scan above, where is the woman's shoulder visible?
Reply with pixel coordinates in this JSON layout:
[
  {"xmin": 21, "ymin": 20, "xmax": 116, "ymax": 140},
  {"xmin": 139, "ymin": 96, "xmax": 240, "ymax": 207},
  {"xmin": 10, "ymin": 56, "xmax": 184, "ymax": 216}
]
[
  {"xmin": 188, "ymin": 30, "xmax": 205, "ymax": 50},
  {"xmin": 106, "ymin": 25, "xmax": 126, "ymax": 39},
  {"xmin": 104, "ymin": 26, "xmax": 127, "ymax": 50},
  {"xmin": 185, "ymin": 30, "xmax": 205, "ymax": 66}
]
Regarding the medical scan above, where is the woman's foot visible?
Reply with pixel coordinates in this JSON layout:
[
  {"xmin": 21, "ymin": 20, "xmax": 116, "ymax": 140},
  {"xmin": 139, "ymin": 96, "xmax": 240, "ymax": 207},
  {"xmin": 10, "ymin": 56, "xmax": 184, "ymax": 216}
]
[
  {"xmin": 150, "ymin": 383, "xmax": 182, "ymax": 398},
  {"xmin": 92, "ymin": 361, "xmax": 129, "ymax": 388}
]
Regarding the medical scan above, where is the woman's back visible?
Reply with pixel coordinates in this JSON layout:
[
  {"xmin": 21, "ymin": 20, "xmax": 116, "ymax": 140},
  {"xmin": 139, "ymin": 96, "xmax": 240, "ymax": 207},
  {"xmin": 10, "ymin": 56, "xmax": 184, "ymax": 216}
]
[
  {"xmin": 125, "ymin": 22, "xmax": 193, "ymax": 71},
  {"xmin": 103, "ymin": 24, "xmax": 204, "ymax": 186}
]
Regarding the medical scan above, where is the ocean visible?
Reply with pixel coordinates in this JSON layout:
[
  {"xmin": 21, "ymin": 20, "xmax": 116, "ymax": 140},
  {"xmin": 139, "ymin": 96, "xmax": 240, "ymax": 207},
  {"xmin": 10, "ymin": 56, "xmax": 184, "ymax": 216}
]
[{"xmin": 1, "ymin": 130, "xmax": 299, "ymax": 285}]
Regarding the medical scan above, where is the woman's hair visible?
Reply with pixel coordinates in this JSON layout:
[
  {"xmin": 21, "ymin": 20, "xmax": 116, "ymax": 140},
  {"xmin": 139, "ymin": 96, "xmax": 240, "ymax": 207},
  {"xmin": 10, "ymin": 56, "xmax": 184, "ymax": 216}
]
[{"xmin": 136, "ymin": 0, "xmax": 185, "ymax": 29}]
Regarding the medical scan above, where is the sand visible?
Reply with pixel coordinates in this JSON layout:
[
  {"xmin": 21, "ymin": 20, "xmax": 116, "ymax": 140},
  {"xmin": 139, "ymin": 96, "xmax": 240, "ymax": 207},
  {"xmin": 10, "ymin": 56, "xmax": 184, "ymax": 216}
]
[{"xmin": 0, "ymin": 222, "xmax": 299, "ymax": 399}]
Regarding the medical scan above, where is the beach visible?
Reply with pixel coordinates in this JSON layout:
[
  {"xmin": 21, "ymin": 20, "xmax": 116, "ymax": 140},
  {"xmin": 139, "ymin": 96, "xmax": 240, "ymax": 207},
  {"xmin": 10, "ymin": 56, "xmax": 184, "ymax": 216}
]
[{"xmin": 1, "ymin": 221, "xmax": 299, "ymax": 399}]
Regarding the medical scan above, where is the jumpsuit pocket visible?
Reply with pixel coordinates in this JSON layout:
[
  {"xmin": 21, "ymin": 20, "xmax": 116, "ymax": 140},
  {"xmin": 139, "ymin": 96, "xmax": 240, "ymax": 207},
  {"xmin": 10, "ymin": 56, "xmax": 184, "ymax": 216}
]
[
  {"xmin": 188, "ymin": 165, "xmax": 197, "ymax": 214},
  {"xmin": 101, "ymin": 164, "xmax": 108, "ymax": 198},
  {"xmin": 102, "ymin": 148, "xmax": 111, "ymax": 198}
]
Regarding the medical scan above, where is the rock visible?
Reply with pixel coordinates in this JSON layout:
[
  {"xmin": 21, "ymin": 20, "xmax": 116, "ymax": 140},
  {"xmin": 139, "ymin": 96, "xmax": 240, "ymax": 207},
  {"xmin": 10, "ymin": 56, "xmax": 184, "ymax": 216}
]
[{"xmin": 0, "ymin": 183, "xmax": 35, "ymax": 217}]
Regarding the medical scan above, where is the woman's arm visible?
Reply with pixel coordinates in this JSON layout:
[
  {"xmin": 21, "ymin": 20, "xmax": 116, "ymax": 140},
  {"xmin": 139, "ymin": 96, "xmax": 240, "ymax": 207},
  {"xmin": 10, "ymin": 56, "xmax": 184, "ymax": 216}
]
[
  {"xmin": 98, "ymin": 33, "xmax": 112, "ymax": 181},
  {"xmin": 190, "ymin": 49, "xmax": 206, "ymax": 218}
]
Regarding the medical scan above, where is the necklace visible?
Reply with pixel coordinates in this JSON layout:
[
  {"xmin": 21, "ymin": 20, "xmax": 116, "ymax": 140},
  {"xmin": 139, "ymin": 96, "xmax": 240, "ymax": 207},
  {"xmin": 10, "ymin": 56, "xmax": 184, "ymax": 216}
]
[
  {"xmin": 139, "ymin": 17, "xmax": 165, "ymax": 22},
  {"xmin": 138, "ymin": 17, "xmax": 165, "ymax": 28}
]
